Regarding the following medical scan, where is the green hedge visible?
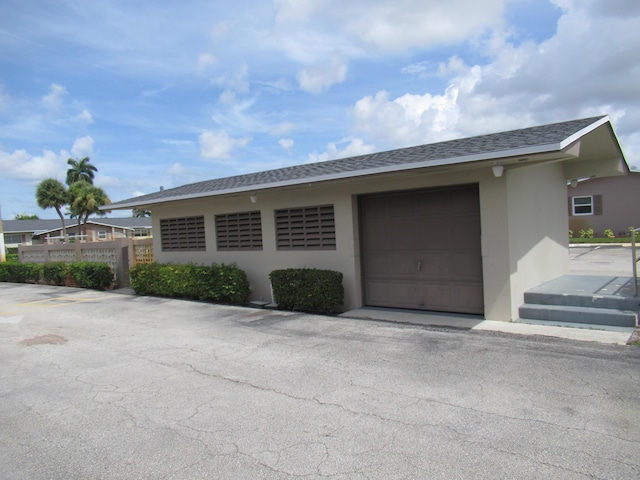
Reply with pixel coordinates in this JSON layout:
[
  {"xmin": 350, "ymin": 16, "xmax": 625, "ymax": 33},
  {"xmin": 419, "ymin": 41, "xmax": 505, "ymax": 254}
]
[
  {"xmin": 0, "ymin": 262, "xmax": 43, "ymax": 283},
  {"xmin": 0, "ymin": 261, "xmax": 114, "ymax": 290},
  {"xmin": 67, "ymin": 262, "xmax": 114, "ymax": 290},
  {"xmin": 269, "ymin": 268, "xmax": 344, "ymax": 314},
  {"xmin": 129, "ymin": 262, "xmax": 250, "ymax": 306}
]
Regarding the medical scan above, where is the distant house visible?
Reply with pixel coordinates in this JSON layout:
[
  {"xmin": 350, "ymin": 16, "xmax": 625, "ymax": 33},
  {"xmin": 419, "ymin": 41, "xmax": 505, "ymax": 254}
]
[
  {"xmin": 103, "ymin": 116, "xmax": 627, "ymax": 322},
  {"xmin": 2, "ymin": 217, "xmax": 152, "ymax": 248},
  {"xmin": 568, "ymin": 171, "xmax": 640, "ymax": 237}
]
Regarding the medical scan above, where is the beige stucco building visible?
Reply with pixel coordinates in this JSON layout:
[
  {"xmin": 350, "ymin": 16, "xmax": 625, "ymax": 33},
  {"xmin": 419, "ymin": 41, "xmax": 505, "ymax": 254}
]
[{"xmin": 105, "ymin": 116, "xmax": 627, "ymax": 322}]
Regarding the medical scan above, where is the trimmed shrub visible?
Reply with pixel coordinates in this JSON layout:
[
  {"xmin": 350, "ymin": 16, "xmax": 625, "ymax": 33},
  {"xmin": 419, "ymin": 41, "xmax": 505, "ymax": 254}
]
[
  {"xmin": 129, "ymin": 262, "xmax": 250, "ymax": 306},
  {"xmin": 67, "ymin": 262, "xmax": 114, "ymax": 290},
  {"xmin": 0, "ymin": 262, "xmax": 43, "ymax": 283},
  {"xmin": 269, "ymin": 268, "xmax": 344, "ymax": 314},
  {"xmin": 43, "ymin": 262, "xmax": 69, "ymax": 285}
]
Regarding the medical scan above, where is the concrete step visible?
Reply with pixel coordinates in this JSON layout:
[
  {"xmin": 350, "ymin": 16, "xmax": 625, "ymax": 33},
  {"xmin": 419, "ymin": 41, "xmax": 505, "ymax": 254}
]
[
  {"xmin": 518, "ymin": 304, "xmax": 638, "ymax": 328},
  {"xmin": 523, "ymin": 291, "xmax": 640, "ymax": 311}
]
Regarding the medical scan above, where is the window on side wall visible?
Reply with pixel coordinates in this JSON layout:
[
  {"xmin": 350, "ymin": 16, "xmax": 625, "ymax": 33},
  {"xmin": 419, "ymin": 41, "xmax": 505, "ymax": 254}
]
[
  {"xmin": 215, "ymin": 211, "xmax": 263, "ymax": 250},
  {"xmin": 160, "ymin": 216, "xmax": 206, "ymax": 251},
  {"xmin": 571, "ymin": 195, "xmax": 602, "ymax": 216},
  {"xmin": 275, "ymin": 205, "xmax": 336, "ymax": 250},
  {"xmin": 97, "ymin": 231, "xmax": 107, "ymax": 240}
]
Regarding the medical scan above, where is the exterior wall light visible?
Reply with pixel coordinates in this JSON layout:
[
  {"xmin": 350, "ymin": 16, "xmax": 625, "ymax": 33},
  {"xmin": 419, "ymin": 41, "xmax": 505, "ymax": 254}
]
[
  {"xmin": 250, "ymin": 194, "xmax": 257, "ymax": 204},
  {"xmin": 492, "ymin": 163, "xmax": 504, "ymax": 178},
  {"xmin": 570, "ymin": 179, "xmax": 578, "ymax": 188}
]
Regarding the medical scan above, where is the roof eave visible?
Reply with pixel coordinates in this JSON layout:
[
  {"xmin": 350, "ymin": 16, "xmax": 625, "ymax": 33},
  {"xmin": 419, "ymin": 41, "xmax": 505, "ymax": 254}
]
[{"xmin": 104, "ymin": 142, "xmax": 567, "ymax": 210}]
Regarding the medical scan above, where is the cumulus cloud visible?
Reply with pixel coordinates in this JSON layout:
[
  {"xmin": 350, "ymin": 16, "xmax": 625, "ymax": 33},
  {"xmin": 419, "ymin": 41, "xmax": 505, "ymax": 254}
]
[
  {"xmin": 70, "ymin": 136, "xmax": 95, "ymax": 158},
  {"xmin": 297, "ymin": 54, "xmax": 348, "ymax": 94},
  {"xmin": 279, "ymin": 138, "xmax": 294, "ymax": 150},
  {"xmin": 199, "ymin": 130, "xmax": 251, "ymax": 160},
  {"xmin": 75, "ymin": 109, "xmax": 94, "ymax": 126},
  {"xmin": 351, "ymin": 88, "xmax": 461, "ymax": 148},
  {"xmin": 345, "ymin": 0, "xmax": 640, "ymax": 153},
  {"xmin": 42, "ymin": 83, "xmax": 67, "ymax": 111},
  {"xmin": 0, "ymin": 148, "xmax": 65, "ymax": 181},
  {"xmin": 308, "ymin": 137, "xmax": 375, "ymax": 163}
]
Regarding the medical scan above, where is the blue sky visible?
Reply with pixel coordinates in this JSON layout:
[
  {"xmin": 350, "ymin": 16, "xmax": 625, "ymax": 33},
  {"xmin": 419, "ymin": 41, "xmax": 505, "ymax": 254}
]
[{"xmin": 1, "ymin": 0, "xmax": 639, "ymax": 218}]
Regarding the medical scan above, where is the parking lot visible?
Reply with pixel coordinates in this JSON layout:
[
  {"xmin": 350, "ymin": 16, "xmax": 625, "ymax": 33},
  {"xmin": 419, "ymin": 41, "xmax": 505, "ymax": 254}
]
[{"xmin": 1, "ymin": 275, "xmax": 639, "ymax": 479}]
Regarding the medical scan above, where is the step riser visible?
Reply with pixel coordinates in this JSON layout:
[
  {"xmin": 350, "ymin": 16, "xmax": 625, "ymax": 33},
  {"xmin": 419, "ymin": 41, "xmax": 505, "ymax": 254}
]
[
  {"xmin": 519, "ymin": 306, "xmax": 638, "ymax": 327},
  {"xmin": 523, "ymin": 292, "xmax": 640, "ymax": 311}
]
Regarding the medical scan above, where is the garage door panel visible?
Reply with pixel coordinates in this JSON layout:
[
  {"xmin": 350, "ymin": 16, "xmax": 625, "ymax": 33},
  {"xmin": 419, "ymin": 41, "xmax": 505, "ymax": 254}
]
[
  {"xmin": 447, "ymin": 253, "xmax": 483, "ymax": 280},
  {"xmin": 388, "ymin": 193, "xmax": 416, "ymax": 218},
  {"xmin": 417, "ymin": 253, "xmax": 451, "ymax": 279},
  {"xmin": 447, "ymin": 284, "xmax": 484, "ymax": 313},
  {"xmin": 415, "ymin": 190, "xmax": 448, "ymax": 214},
  {"xmin": 361, "ymin": 184, "xmax": 484, "ymax": 314},
  {"xmin": 367, "ymin": 281, "xmax": 421, "ymax": 308}
]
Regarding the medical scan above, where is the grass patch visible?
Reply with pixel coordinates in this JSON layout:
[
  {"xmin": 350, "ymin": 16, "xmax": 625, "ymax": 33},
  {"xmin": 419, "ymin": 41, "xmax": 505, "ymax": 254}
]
[{"xmin": 570, "ymin": 237, "xmax": 634, "ymax": 244}]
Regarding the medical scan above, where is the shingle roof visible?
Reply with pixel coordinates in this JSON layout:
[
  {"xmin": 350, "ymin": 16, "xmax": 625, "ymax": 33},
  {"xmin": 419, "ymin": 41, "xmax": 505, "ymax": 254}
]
[
  {"xmin": 2, "ymin": 217, "xmax": 152, "ymax": 234},
  {"xmin": 106, "ymin": 116, "xmax": 609, "ymax": 209}
]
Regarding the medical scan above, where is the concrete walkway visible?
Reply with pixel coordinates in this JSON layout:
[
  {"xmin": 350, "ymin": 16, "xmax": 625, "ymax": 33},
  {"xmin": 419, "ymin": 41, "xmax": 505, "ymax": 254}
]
[
  {"xmin": 341, "ymin": 308, "xmax": 636, "ymax": 345},
  {"xmin": 342, "ymin": 246, "xmax": 640, "ymax": 345}
]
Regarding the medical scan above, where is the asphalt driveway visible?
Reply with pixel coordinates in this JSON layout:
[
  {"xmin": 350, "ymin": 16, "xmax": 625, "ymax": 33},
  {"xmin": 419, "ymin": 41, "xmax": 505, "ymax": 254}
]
[{"xmin": 1, "ymin": 282, "xmax": 639, "ymax": 479}]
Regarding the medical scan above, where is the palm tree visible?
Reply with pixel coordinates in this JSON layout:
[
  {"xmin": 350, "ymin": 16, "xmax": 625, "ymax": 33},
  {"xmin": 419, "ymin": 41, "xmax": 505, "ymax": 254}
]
[
  {"xmin": 66, "ymin": 157, "xmax": 98, "ymax": 186},
  {"xmin": 67, "ymin": 182, "xmax": 111, "ymax": 237},
  {"xmin": 36, "ymin": 178, "xmax": 68, "ymax": 237}
]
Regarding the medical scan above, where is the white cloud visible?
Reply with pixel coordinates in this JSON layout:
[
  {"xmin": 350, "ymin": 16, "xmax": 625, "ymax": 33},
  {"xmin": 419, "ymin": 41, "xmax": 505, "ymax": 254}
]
[
  {"xmin": 273, "ymin": 0, "xmax": 505, "ymax": 55},
  {"xmin": 167, "ymin": 162, "xmax": 185, "ymax": 175},
  {"xmin": 210, "ymin": 64, "xmax": 251, "ymax": 103},
  {"xmin": 70, "ymin": 136, "xmax": 94, "ymax": 158},
  {"xmin": 199, "ymin": 130, "xmax": 251, "ymax": 160},
  {"xmin": 297, "ymin": 54, "xmax": 348, "ymax": 94},
  {"xmin": 197, "ymin": 53, "xmax": 217, "ymax": 73},
  {"xmin": 0, "ymin": 148, "xmax": 66, "ymax": 181},
  {"xmin": 279, "ymin": 138, "xmax": 294, "ymax": 150},
  {"xmin": 342, "ymin": 0, "xmax": 640, "ymax": 157},
  {"xmin": 351, "ymin": 88, "xmax": 461, "ymax": 148},
  {"xmin": 308, "ymin": 137, "xmax": 375, "ymax": 163},
  {"xmin": 75, "ymin": 109, "xmax": 94, "ymax": 126},
  {"xmin": 42, "ymin": 83, "xmax": 67, "ymax": 111}
]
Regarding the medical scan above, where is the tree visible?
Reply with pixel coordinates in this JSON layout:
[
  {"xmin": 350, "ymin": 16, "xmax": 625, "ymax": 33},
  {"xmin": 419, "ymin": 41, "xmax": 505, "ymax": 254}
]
[
  {"xmin": 67, "ymin": 182, "xmax": 111, "ymax": 237},
  {"xmin": 36, "ymin": 178, "xmax": 68, "ymax": 236},
  {"xmin": 14, "ymin": 213, "xmax": 40, "ymax": 220},
  {"xmin": 132, "ymin": 209, "xmax": 151, "ymax": 217},
  {"xmin": 66, "ymin": 157, "xmax": 98, "ymax": 186}
]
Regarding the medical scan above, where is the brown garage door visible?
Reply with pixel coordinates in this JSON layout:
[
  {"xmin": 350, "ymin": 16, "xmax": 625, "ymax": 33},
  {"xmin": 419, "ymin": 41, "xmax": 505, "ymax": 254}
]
[{"xmin": 360, "ymin": 184, "xmax": 484, "ymax": 314}]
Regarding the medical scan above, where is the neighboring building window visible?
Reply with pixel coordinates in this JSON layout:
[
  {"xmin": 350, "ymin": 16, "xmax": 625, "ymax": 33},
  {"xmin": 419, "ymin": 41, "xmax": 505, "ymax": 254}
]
[
  {"xmin": 4, "ymin": 234, "xmax": 23, "ymax": 244},
  {"xmin": 133, "ymin": 228, "xmax": 150, "ymax": 237},
  {"xmin": 97, "ymin": 231, "xmax": 107, "ymax": 240},
  {"xmin": 215, "ymin": 211, "xmax": 263, "ymax": 251},
  {"xmin": 572, "ymin": 196, "xmax": 593, "ymax": 215},
  {"xmin": 275, "ymin": 205, "xmax": 336, "ymax": 250},
  {"xmin": 571, "ymin": 195, "xmax": 602, "ymax": 216},
  {"xmin": 160, "ymin": 216, "xmax": 206, "ymax": 251}
]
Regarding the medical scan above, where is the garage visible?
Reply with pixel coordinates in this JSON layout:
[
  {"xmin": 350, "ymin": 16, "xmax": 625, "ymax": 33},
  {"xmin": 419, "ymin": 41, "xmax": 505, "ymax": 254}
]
[{"xmin": 359, "ymin": 184, "xmax": 484, "ymax": 314}]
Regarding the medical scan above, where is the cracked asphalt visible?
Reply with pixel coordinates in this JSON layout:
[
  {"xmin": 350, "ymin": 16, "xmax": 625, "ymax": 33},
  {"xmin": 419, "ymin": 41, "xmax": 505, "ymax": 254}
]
[{"xmin": 1, "ymin": 282, "xmax": 639, "ymax": 479}]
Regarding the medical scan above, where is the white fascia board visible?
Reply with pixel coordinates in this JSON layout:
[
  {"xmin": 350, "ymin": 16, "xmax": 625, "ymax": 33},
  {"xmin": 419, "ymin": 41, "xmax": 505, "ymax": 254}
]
[
  {"xmin": 104, "ymin": 142, "xmax": 569, "ymax": 210},
  {"xmin": 559, "ymin": 115, "xmax": 609, "ymax": 150}
]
